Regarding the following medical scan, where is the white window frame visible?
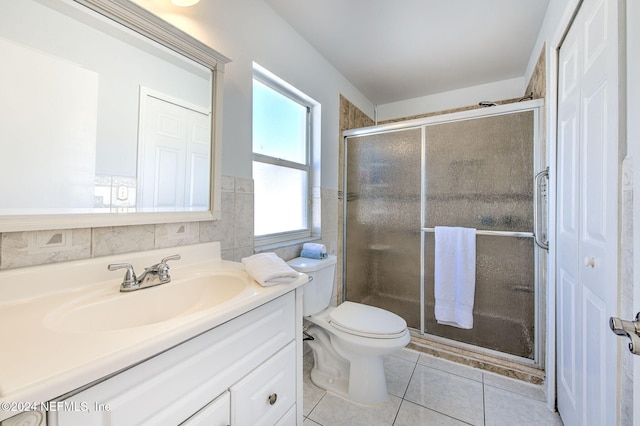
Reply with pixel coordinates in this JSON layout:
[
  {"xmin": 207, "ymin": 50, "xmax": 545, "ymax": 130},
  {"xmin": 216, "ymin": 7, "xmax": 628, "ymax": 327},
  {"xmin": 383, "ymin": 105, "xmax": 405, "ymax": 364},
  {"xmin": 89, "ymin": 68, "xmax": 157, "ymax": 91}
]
[{"xmin": 252, "ymin": 64, "xmax": 317, "ymax": 247}]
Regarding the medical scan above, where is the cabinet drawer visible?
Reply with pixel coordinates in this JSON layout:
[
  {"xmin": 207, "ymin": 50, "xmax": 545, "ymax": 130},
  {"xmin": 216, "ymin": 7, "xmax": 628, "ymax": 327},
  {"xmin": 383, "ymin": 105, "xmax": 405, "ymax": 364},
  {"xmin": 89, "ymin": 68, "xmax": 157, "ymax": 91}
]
[
  {"xmin": 181, "ymin": 391, "xmax": 229, "ymax": 426},
  {"xmin": 231, "ymin": 342, "xmax": 296, "ymax": 426},
  {"xmin": 275, "ymin": 405, "xmax": 296, "ymax": 426}
]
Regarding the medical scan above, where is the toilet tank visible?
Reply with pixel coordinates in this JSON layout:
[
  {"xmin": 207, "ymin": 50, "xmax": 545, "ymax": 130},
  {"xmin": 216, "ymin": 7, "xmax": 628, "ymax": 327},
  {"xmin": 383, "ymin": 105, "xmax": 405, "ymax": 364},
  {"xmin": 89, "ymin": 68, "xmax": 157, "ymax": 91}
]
[{"xmin": 287, "ymin": 255, "xmax": 337, "ymax": 316}]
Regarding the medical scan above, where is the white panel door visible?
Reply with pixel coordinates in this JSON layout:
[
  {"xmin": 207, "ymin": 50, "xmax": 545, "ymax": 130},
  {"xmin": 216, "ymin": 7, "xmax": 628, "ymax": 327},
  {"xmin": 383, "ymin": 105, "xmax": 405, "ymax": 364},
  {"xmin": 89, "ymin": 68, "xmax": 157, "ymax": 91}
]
[
  {"xmin": 556, "ymin": 0, "xmax": 620, "ymax": 424},
  {"xmin": 138, "ymin": 89, "xmax": 210, "ymax": 211}
]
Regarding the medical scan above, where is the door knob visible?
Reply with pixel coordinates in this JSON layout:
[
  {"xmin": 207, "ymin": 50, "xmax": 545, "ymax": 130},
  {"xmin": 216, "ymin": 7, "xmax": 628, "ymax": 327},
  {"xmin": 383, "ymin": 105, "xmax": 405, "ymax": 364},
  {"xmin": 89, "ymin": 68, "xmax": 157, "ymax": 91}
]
[
  {"xmin": 610, "ymin": 312, "xmax": 640, "ymax": 355},
  {"xmin": 584, "ymin": 257, "xmax": 595, "ymax": 268}
]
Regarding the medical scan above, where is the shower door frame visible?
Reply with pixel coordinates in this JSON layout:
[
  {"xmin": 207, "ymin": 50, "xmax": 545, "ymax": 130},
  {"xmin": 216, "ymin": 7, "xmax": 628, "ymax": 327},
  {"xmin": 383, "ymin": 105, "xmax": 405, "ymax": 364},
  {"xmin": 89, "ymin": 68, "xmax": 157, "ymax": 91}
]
[{"xmin": 342, "ymin": 99, "xmax": 546, "ymax": 366}]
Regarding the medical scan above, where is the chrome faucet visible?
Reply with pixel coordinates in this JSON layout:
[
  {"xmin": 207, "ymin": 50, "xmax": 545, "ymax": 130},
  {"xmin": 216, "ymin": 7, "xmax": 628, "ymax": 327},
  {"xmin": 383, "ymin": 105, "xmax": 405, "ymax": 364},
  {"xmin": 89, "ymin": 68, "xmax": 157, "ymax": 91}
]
[{"xmin": 108, "ymin": 254, "xmax": 181, "ymax": 292}]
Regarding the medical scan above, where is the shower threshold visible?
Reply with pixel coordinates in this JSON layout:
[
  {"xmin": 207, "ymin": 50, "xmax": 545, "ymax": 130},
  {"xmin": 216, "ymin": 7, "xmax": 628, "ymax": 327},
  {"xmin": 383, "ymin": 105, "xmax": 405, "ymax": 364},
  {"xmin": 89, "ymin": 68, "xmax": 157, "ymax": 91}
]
[{"xmin": 407, "ymin": 330, "xmax": 544, "ymax": 385}]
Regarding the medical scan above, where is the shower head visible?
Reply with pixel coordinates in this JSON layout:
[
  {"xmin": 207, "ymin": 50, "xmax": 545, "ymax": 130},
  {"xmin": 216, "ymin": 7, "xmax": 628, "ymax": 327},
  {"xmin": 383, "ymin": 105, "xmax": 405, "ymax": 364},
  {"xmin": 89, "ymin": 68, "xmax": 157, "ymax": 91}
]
[{"xmin": 479, "ymin": 101, "xmax": 497, "ymax": 107}]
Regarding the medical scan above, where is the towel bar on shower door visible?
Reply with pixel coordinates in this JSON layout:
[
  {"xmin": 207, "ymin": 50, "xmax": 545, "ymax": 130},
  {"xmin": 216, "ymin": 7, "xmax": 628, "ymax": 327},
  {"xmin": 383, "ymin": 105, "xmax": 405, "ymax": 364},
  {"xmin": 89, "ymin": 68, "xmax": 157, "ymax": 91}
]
[{"xmin": 421, "ymin": 228, "xmax": 534, "ymax": 238}]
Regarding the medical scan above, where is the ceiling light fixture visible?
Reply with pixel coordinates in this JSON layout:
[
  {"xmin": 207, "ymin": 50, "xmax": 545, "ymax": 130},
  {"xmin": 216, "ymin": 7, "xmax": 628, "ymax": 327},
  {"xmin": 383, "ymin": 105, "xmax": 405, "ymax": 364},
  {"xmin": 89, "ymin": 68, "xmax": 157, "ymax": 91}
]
[{"xmin": 171, "ymin": 0, "xmax": 200, "ymax": 6}]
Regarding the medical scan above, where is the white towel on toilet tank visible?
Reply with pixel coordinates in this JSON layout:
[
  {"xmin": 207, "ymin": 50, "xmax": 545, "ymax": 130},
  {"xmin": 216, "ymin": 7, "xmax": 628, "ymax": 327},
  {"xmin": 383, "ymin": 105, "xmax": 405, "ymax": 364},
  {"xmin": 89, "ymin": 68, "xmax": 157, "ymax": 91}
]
[
  {"xmin": 434, "ymin": 226, "xmax": 476, "ymax": 329},
  {"xmin": 241, "ymin": 252, "xmax": 299, "ymax": 286}
]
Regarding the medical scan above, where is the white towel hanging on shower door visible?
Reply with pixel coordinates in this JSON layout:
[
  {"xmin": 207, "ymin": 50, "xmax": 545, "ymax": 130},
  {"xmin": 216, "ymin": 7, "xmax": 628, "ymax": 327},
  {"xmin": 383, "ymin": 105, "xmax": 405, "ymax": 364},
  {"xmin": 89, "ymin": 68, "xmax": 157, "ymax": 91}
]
[{"xmin": 434, "ymin": 226, "xmax": 476, "ymax": 329}]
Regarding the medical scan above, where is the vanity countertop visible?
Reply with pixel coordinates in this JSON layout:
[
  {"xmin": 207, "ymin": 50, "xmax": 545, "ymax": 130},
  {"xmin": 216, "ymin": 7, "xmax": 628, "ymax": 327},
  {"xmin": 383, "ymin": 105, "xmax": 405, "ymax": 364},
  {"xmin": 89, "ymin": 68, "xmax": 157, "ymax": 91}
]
[{"xmin": 0, "ymin": 242, "xmax": 306, "ymax": 422}]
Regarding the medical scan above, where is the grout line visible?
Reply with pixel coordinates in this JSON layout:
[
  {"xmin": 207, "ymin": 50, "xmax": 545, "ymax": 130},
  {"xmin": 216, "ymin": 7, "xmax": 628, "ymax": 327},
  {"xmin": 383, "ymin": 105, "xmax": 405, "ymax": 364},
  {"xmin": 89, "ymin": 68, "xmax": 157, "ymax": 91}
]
[
  {"xmin": 390, "ymin": 399, "xmax": 402, "ymax": 426},
  {"xmin": 302, "ymin": 351, "xmax": 327, "ymax": 423},
  {"xmin": 305, "ymin": 391, "xmax": 326, "ymax": 425},
  {"xmin": 391, "ymin": 356, "xmax": 420, "ymax": 425},
  {"xmin": 406, "ymin": 361, "xmax": 485, "ymax": 425},
  {"xmin": 482, "ymin": 372, "xmax": 487, "ymax": 426},
  {"xmin": 401, "ymin": 356, "xmax": 419, "ymax": 400}
]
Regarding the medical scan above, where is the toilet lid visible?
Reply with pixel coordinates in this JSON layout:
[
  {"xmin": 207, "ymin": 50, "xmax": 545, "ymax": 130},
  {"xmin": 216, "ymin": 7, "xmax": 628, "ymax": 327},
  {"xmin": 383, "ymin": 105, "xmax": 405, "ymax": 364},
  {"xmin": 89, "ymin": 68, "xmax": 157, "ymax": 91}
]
[{"xmin": 328, "ymin": 302, "xmax": 407, "ymax": 339}]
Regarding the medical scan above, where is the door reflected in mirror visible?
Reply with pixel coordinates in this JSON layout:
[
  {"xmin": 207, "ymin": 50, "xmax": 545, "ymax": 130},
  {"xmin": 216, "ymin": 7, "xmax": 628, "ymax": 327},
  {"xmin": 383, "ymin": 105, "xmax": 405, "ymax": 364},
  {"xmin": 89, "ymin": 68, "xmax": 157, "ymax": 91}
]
[
  {"xmin": 137, "ymin": 88, "xmax": 212, "ymax": 212},
  {"xmin": 0, "ymin": 0, "xmax": 213, "ymax": 216}
]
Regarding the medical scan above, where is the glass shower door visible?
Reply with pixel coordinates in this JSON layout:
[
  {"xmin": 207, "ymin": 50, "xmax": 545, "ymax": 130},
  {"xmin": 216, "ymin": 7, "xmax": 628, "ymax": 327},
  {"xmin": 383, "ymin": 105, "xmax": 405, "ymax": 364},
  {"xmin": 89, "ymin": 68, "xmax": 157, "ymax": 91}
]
[
  {"xmin": 344, "ymin": 128, "xmax": 422, "ymax": 329},
  {"xmin": 423, "ymin": 111, "xmax": 536, "ymax": 359}
]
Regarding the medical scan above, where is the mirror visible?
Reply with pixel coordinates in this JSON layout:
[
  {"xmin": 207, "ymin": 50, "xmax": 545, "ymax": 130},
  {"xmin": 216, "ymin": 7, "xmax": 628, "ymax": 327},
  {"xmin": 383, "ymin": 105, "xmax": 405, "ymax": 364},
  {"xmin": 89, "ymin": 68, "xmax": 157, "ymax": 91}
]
[{"xmin": 0, "ymin": 0, "xmax": 229, "ymax": 232}]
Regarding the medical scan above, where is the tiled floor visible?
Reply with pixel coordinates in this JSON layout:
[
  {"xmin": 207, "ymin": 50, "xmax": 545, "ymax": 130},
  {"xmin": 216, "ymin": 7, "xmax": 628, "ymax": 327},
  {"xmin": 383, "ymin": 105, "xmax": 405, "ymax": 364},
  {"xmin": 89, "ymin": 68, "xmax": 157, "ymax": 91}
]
[{"xmin": 302, "ymin": 348, "xmax": 564, "ymax": 426}]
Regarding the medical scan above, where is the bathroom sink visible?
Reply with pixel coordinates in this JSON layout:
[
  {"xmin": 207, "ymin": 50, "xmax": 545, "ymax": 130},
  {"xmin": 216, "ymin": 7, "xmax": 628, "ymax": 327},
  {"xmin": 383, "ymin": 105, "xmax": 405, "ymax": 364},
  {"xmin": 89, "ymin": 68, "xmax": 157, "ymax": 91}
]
[{"xmin": 45, "ymin": 273, "xmax": 250, "ymax": 333}]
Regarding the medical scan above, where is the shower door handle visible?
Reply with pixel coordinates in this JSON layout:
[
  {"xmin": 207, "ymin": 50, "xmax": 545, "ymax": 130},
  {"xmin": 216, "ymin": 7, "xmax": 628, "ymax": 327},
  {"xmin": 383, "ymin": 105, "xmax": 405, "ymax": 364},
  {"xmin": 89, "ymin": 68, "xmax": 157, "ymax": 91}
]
[{"xmin": 533, "ymin": 167, "xmax": 549, "ymax": 250}]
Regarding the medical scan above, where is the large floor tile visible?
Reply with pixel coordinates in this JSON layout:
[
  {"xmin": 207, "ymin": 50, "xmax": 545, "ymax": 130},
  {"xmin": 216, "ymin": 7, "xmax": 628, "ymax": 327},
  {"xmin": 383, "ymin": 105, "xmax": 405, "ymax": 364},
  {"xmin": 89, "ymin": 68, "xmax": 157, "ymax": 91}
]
[
  {"xmin": 301, "ymin": 341, "xmax": 562, "ymax": 426},
  {"xmin": 394, "ymin": 400, "xmax": 470, "ymax": 426},
  {"xmin": 484, "ymin": 385, "xmax": 563, "ymax": 426},
  {"xmin": 383, "ymin": 354, "xmax": 416, "ymax": 398},
  {"xmin": 307, "ymin": 392, "xmax": 402, "ymax": 426},
  {"xmin": 405, "ymin": 364, "xmax": 485, "ymax": 425}
]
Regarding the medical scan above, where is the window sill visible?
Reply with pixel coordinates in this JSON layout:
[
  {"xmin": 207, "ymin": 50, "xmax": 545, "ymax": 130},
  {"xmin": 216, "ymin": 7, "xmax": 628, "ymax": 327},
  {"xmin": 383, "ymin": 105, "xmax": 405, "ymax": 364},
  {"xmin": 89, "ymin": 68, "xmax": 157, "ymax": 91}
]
[{"xmin": 255, "ymin": 235, "xmax": 321, "ymax": 252}]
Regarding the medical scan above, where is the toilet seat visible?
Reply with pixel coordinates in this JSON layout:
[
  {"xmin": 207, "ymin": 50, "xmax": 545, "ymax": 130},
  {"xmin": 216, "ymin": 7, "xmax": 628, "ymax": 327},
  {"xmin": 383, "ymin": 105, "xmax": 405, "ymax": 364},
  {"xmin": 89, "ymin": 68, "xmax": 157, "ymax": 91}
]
[{"xmin": 328, "ymin": 301, "xmax": 407, "ymax": 339}]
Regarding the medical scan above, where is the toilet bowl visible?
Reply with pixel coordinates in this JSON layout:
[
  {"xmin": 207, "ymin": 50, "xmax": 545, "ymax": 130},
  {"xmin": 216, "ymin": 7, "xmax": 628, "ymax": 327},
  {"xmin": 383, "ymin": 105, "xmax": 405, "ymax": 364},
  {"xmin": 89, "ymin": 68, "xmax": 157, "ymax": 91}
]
[{"xmin": 287, "ymin": 256, "xmax": 410, "ymax": 405}]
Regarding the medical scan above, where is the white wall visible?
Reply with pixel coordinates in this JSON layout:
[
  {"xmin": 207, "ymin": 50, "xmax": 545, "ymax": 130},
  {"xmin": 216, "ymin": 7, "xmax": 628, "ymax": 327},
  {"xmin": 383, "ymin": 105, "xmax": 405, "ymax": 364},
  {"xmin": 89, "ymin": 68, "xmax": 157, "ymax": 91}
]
[
  {"xmin": 375, "ymin": 76, "xmax": 526, "ymax": 121},
  {"xmin": 0, "ymin": 38, "xmax": 98, "ymax": 210},
  {"xmin": 524, "ymin": 0, "xmax": 579, "ymax": 89},
  {"xmin": 131, "ymin": 0, "xmax": 374, "ymax": 190}
]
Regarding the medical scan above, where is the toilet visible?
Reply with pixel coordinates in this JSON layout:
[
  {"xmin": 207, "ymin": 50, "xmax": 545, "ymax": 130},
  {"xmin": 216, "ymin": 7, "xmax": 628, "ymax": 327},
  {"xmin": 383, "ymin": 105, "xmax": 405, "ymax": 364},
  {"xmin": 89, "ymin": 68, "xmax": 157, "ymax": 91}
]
[{"xmin": 287, "ymin": 255, "xmax": 410, "ymax": 405}]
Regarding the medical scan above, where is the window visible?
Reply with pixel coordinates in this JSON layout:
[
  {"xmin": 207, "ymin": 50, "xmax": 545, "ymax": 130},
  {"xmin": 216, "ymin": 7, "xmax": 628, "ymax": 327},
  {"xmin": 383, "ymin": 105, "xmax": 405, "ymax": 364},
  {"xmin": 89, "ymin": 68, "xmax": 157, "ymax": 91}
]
[{"xmin": 252, "ymin": 64, "xmax": 315, "ymax": 246}]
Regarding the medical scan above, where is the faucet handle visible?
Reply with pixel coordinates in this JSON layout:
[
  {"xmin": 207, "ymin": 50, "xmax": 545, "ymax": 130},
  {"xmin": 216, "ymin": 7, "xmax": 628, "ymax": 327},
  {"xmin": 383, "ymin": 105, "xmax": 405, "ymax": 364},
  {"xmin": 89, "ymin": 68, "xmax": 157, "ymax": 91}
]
[
  {"xmin": 107, "ymin": 263, "xmax": 137, "ymax": 287},
  {"xmin": 157, "ymin": 254, "xmax": 181, "ymax": 281},
  {"xmin": 161, "ymin": 254, "xmax": 181, "ymax": 264}
]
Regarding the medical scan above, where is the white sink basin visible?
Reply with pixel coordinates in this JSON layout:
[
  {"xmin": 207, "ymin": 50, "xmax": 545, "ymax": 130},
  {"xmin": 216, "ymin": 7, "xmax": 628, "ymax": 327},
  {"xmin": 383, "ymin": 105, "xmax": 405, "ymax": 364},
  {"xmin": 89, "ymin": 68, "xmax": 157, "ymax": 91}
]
[{"xmin": 45, "ymin": 272, "xmax": 250, "ymax": 333}]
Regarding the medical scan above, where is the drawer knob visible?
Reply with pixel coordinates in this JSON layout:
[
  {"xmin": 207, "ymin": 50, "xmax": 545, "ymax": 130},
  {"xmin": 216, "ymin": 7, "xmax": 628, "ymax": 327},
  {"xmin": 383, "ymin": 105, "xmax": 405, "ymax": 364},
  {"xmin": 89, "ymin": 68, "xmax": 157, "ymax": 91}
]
[{"xmin": 268, "ymin": 393, "xmax": 278, "ymax": 405}]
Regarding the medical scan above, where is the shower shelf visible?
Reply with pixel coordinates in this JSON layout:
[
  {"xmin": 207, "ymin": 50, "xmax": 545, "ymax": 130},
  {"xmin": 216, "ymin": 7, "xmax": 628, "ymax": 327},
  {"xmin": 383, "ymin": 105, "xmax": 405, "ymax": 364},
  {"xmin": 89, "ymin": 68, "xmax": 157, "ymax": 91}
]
[
  {"xmin": 421, "ymin": 228, "xmax": 533, "ymax": 238},
  {"xmin": 363, "ymin": 184, "xmax": 391, "ymax": 188},
  {"xmin": 368, "ymin": 244, "xmax": 392, "ymax": 251}
]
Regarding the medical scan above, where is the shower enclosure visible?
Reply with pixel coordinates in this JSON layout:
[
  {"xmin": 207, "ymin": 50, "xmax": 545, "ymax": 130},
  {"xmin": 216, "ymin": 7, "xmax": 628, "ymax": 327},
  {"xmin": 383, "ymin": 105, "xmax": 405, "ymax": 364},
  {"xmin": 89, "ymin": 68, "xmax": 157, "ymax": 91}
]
[{"xmin": 342, "ymin": 100, "xmax": 545, "ymax": 363}]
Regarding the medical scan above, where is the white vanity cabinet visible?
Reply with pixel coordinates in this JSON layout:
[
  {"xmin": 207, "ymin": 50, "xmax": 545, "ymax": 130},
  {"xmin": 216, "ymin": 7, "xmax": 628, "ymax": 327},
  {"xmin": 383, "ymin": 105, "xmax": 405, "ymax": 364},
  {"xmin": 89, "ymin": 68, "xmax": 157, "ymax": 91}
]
[
  {"xmin": 48, "ymin": 291, "xmax": 302, "ymax": 426},
  {"xmin": 182, "ymin": 392, "xmax": 230, "ymax": 425},
  {"xmin": 230, "ymin": 341, "xmax": 296, "ymax": 425}
]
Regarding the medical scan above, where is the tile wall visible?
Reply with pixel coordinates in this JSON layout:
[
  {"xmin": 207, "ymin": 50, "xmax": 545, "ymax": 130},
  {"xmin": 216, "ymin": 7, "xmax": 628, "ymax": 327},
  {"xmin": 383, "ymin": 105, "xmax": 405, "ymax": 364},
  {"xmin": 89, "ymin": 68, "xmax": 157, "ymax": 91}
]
[
  {"xmin": 0, "ymin": 176, "xmax": 244, "ymax": 269},
  {"xmin": 525, "ymin": 45, "xmax": 546, "ymax": 100},
  {"xmin": 620, "ymin": 157, "xmax": 634, "ymax": 426}
]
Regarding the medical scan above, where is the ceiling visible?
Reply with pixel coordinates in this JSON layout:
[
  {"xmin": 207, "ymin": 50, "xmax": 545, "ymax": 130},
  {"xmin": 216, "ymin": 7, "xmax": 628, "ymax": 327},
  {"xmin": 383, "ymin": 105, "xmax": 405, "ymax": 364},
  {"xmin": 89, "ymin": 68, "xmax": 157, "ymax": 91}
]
[{"xmin": 264, "ymin": 0, "xmax": 550, "ymax": 105}]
